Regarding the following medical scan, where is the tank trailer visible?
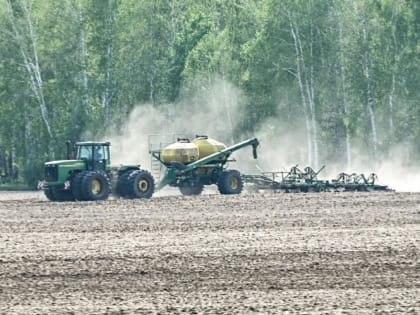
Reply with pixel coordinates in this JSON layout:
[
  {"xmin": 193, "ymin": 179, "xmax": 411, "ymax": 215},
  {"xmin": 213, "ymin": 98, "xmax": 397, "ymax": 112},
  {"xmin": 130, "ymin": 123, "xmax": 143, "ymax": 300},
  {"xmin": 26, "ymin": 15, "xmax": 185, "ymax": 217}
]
[
  {"xmin": 40, "ymin": 141, "xmax": 155, "ymax": 201},
  {"xmin": 151, "ymin": 136, "xmax": 259, "ymax": 195}
]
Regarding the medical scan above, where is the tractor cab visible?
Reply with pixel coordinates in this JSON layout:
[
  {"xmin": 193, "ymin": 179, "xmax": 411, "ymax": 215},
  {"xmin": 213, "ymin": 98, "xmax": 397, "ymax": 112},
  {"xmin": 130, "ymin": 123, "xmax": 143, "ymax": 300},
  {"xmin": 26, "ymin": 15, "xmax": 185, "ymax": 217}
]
[{"xmin": 74, "ymin": 141, "xmax": 110, "ymax": 172}]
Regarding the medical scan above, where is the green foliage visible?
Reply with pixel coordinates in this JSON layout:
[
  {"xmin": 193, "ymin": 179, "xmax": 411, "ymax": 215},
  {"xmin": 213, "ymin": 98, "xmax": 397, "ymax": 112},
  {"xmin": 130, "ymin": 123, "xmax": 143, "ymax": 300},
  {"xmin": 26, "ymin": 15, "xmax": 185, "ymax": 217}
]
[{"xmin": 1, "ymin": 0, "xmax": 420, "ymax": 184}]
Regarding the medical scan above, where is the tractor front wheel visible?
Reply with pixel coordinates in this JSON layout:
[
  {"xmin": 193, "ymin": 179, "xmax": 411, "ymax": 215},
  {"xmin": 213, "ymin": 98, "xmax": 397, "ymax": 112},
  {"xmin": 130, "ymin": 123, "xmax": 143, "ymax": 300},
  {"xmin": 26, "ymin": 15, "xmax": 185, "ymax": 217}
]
[
  {"xmin": 81, "ymin": 172, "xmax": 110, "ymax": 201},
  {"xmin": 44, "ymin": 187, "xmax": 75, "ymax": 202},
  {"xmin": 71, "ymin": 171, "xmax": 88, "ymax": 201},
  {"xmin": 217, "ymin": 170, "xmax": 243, "ymax": 195},
  {"xmin": 44, "ymin": 187, "xmax": 58, "ymax": 201}
]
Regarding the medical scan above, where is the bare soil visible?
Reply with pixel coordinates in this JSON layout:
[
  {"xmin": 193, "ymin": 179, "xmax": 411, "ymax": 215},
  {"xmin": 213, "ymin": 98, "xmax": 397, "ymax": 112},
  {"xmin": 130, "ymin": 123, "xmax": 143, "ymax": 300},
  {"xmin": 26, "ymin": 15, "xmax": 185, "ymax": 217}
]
[{"xmin": 0, "ymin": 190, "xmax": 419, "ymax": 314}]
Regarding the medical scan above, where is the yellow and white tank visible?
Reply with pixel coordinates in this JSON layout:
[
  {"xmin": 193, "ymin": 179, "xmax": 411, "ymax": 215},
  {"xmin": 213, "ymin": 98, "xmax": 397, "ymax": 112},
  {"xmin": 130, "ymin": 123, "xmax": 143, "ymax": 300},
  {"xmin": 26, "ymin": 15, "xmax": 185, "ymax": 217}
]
[
  {"xmin": 161, "ymin": 136, "xmax": 227, "ymax": 165},
  {"xmin": 192, "ymin": 136, "xmax": 227, "ymax": 159},
  {"xmin": 161, "ymin": 139, "xmax": 199, "ymax": 164}
]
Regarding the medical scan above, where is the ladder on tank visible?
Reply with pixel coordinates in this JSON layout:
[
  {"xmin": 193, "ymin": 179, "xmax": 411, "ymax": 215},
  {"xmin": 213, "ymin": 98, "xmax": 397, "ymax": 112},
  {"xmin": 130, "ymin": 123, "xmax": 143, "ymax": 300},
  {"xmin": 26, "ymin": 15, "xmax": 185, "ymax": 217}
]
[
  {"xmin": 150, "ymin": 152, "xmax": 162, "ymax": 182},
  {"xmin": 148, "ymin": 134, "xmax": 178, "ymax": 183}
]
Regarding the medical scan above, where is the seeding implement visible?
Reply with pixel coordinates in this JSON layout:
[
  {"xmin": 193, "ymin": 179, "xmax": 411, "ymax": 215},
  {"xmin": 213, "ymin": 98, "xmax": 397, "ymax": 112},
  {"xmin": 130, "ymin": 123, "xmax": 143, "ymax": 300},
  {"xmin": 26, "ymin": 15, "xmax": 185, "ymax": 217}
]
[
  {"xmin": 242, "ymin": 165, "xmax": 392, "ymax": 192},
  {"xmin": 150, "ymin": 136, "xmax": 259, "ymax": 195}
]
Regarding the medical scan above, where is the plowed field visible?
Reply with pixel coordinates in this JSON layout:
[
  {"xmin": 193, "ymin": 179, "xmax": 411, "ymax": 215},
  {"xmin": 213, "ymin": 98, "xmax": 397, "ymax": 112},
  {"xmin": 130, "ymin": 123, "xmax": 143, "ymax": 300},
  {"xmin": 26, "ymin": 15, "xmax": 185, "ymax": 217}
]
[{"xmin": 0, "ymin": 190, "xmax": 419, "ymax": 314}]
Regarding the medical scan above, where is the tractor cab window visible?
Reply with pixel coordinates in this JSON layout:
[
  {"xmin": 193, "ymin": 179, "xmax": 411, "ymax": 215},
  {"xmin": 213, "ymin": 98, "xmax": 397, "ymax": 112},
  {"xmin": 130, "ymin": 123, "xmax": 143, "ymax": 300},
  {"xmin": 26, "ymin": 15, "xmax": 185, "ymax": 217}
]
[
  {"xmin": 93, "ymin": 146, "xmax": 104, "ymax": 160},
  {"xmin": 77, "ymin": 144, "xmax": 109, "ymax": 162},
  {"xmin": 78, "ymin": 146, "xmax": 92, "ymax": 160}
]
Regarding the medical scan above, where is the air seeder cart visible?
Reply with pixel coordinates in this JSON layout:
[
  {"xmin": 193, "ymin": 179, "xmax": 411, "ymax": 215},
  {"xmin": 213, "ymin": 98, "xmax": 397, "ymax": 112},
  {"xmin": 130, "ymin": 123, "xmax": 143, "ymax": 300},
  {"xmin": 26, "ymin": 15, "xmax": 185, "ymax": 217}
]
[{"xmin": 150, "ymin": 136, "xmax": 259, "ymax": 195}]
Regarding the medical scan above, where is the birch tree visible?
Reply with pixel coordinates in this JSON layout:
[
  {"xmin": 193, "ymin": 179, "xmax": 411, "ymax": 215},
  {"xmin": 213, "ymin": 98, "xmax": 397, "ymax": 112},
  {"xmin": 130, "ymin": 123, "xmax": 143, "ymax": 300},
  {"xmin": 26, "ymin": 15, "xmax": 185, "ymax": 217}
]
[
  {"xmin": 352, "ymin": 0, "xmax": 379, "ymax": 157},
  {"xmin": 380, "ymin": 0, "xmax": 410, "ymax": 146},
  {"xmin": 332, "ymin": 0, "xmax": 353, "ymax": 168},
  {"xmin": 4, "ymin": 0, "xmax": 53, "ymax": 139},
  {"xmin": 77, "ymin": 4, "xmax": 91, "ymax": 117},
  {"xmin": 81, "ymin": 0, "xmax": 119, "ymax": 125},
  {"xmin": 288, "ymin": 8, "xmax": 319, "ymax": 168}
]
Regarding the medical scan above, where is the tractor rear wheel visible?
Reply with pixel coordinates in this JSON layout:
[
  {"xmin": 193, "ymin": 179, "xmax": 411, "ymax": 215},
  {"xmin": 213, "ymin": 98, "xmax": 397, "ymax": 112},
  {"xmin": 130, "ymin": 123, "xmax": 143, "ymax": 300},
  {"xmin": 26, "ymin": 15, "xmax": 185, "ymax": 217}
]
[
  {"xmin": 217, "ymin": 170, "xmax": 243, "ymax": 194},
  {"xmin": 115, "ymin": 171, "xmax": 131, "ymax": 198},
  {"xmin": 81, "ymin": 172, "xmax": 110, "ymax": 201},
  {"xmin": 125, "ymin": 170, "xmax": 155, "ymax": 199},
  {"xmin": 179, "ymin": 183, "xmax": 204, "ymax": 196}
]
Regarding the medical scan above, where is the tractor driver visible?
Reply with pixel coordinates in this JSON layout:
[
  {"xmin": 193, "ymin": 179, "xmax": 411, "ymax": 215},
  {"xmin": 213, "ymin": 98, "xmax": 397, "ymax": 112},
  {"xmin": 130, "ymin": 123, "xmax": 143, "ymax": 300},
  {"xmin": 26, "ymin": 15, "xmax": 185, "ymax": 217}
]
[{"xmin": 93, "ymin": 146, "xmax": 103, "ymax": 160}]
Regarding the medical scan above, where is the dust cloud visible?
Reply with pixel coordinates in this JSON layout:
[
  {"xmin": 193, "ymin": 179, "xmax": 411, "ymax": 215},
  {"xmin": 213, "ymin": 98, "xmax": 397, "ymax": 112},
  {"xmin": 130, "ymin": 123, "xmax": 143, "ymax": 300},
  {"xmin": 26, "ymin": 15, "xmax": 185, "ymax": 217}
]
[
  {"xmin": 250, "ymin": 130, "xmax": 420, "ymax": 192},
  {"xmin": 104, "ymin": 78, "xmax": 246, "ymax": 170},
  {"xmin": 102, "ymin": 78, "xmax": 420, "ymax": 193},
  {"xmin": 371, "ymin": 146, "xmax": 420, "ymax": 192}
]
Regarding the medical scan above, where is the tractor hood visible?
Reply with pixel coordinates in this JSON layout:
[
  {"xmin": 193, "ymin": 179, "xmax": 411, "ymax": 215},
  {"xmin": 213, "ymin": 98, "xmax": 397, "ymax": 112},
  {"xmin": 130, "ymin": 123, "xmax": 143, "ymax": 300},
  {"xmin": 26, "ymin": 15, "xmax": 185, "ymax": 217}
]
[
  {"xmin": 45, "ymin": 160, "xmax": 86, "ymax": 168},
  {"xmin": 43, "ymin": 159, "xmax": 88, "ymax": 185}
]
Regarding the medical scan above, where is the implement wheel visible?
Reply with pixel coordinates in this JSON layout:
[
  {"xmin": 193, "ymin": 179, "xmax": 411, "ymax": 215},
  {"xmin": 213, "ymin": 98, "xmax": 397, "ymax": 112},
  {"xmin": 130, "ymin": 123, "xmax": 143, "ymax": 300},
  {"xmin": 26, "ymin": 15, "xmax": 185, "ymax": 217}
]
[
  {"xmin": 179, "ymin": 183, "xmax": 204, "ymax": 196},
  {"xmin": 217, "ymin": 170, "xmax": 243, "ymax": 195}
]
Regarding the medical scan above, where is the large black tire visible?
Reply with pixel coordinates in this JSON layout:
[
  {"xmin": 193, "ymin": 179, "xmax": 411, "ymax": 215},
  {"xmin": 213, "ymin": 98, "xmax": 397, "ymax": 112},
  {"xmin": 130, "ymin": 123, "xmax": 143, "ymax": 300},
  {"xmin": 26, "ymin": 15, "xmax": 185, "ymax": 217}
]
[
  {"xmin": 53, "ymin": 189, "xmax": 75, "ymax": 201},
  {"xmin": 71, "ymin": 172, "xmax": 88, "ymax": 201},
  {"xmin": 44, "ymin": 188, "xmax": 58, "ymax": 201},
  {"xmin": 125, "ymin": 170, "xmax": 155, "ymax": 199},
  {"xmin": 217, "ymin": 170, "xmax": 244, "ymax": 195},
  {"xmin": 115, "ymin": 171, "xmax": 131, "ymax": 198},
  {"xmin": 179, "ymin": 183, "xmax": 204, "ymax": 196},
  {"xmin": 44, "ymin": 188, "xmax": 75, "ymax": 202},
  {"xmin": 81, "ymin": 172, "xmax": 110, "ymax": 201}
]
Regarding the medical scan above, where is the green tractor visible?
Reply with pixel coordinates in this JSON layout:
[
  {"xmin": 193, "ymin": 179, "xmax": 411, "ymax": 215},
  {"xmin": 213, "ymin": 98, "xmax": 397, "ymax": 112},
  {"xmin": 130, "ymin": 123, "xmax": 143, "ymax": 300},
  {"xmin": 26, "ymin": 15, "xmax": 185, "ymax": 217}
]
[{"xmin": 41, "ymin": 141, "xmax": 155, "ymax": 201}]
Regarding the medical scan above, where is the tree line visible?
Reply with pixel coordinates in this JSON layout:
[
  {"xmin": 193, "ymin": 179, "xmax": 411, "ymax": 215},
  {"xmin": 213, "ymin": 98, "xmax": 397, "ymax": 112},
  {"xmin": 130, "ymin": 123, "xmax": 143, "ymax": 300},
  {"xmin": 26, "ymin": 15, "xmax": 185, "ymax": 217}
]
[{"xmin": 0, "ymin": 0, "xmax": 419, "ymax": 187}]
